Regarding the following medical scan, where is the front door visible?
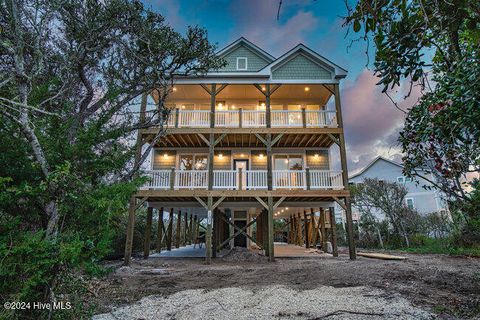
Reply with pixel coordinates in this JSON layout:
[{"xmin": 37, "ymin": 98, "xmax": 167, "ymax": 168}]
[
  {"xmin": 234, "ymin": 160, "xmax": 248, "ymax": 190},
  {"xmin": 234, "ymin": 220, "xmax": 247, "ymax": 247}
]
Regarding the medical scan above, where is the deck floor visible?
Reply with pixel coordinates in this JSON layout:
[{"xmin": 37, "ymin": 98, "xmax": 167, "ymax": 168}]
[{"xmin": 273, "ymin": 242, "xmax": 332, "ymax": 258}]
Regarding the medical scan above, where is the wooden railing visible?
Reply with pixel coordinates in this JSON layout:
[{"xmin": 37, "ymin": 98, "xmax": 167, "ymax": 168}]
[
  {"xmin": 161, "ymin": 109, "xmax": 337, "ymax": 128},
  {"xmin": 142, "ymin": 169, "xmax": 343, "ymax": 190}
]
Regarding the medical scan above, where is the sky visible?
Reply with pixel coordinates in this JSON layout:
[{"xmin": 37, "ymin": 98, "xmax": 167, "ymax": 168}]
[{"xmin": 142, "ymin": 0, "xmax": 422, "ymax": 174}]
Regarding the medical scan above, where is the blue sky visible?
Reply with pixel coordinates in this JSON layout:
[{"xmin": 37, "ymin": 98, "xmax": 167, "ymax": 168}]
[{"xmin": 143, "ymin": 0, "xmax": 421, "ymax": 173}]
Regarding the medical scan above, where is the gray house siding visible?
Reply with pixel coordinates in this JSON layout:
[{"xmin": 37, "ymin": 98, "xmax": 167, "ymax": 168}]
[
  {"xmin": 272, "ymin": 54, "xmax": 332, "ymax": 80},
  {"xmin": 218, "ymin": 45, "xmax": 270, "ymax": 72}
]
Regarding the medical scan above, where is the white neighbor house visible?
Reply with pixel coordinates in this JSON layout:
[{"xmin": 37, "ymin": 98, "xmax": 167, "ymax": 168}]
[{"xmin": 336, "ymin": 157, "xmax": 448, "ymax": 224}]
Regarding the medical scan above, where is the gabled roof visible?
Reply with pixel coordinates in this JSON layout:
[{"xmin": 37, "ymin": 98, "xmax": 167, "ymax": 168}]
[
  {"xmin": 349, "ymin": 156, "xmax": 403, "ymax": 180},
  {"xmin": 216, "ymin": 37, "xmax": 276, "ymax": 63},
  {"xmin": 263, "ymin": 44, "xmax": 348, "ymax": 79}
]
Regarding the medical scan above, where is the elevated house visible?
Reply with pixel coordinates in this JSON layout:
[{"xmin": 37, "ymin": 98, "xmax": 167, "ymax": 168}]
[{"xmin": 124, "ymin": 37, "xmax": 356, "ymax": 264}]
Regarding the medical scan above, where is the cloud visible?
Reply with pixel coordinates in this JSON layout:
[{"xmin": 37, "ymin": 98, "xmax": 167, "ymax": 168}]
[
  {"xmin": 226, "ymin": 0, "xmax": 321, "ymax": 55},
  {"xmin": 339, "ymin": 69, "xmax": 422, "ymax": 174}
]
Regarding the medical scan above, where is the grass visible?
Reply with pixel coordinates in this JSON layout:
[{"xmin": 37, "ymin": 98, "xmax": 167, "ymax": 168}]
[{"xmin": 397, "ymin": 238, "xmax": 480, "ymax": 257}]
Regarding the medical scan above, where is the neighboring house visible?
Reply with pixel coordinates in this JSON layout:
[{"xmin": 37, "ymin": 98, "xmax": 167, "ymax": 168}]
[
  {"xmin": 336, "ymin": 156, "xmax": 448, "ymax": 224},
  {"xmin": 124, "ymin": 37, "xmax": 357, "ymax": 264}
]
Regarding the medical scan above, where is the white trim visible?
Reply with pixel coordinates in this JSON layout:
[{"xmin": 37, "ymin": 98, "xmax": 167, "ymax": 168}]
[
  {"xmin": 236, "ymin": 57, "xmax": 248, "ymax": 71},
  {"xmin": 216, "ymin": 37, "xmax": 275, "ymax": 62}
]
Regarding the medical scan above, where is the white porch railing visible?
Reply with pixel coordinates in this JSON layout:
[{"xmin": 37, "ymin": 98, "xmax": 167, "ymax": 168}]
[
  {"xmin": 306, "ymin": 111, "xmax": 337, "ymax": 127},
  {"xmin": 142, "ymin": 169, "xmax": 343, "ymax": 190},
  {"xmin": 213, "ymin": 170, "xmax": 237, "ymax": 189},
  {"xmin": 242, "ymin": 111, "xmax": 266, "ymax": 127},
  {"xmin": 175, "ymin": 170, "xmax": 208, "ymax": 189},
  {"xmin": 273, "ymin": 170, "xmax": 306, "ymax": 189},
  {"xmin": 310, "ymin": 170, "xmax": 343, "ymax": 189},
  {"xmin": 271, "ymin": 110, "xmax": 303, "ymax": 127},
  {"xmin": 216, "ymin": 111, "xmax": 239, "ymax": 127},
  {"xmin": 245, "ymin": 170, "xmax": 268, "ymax": 189},
  {"xmin": 178, "ymin": 110, "xmax": 210, "ymax": 127}
]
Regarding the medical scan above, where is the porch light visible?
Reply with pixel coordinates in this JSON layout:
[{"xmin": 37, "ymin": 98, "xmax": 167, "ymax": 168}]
[
  {"xmin": 258, "ymin": 153, "xmax": 264, "ymax": 159},
  {"xmin": 231, "ymin": 105, "xmax": 236, "ymax": 109},
  {"xmin": 284, "ymin": 159, "xmax": 288, "ymax": 164},
  {"xmin": 172, "ymin": 87, "xmax": 177, "ymax": 92},
  {"xmin": 218, "ymin": 153, "xmax": 223, "ymax": 158},
  {"xmin": 304, "ymin": 86, "xmax": 310, "ymax": 92},
  {"xmin": 181, "ymin": 105, "xmax": 185, "ymax": 109},
  {"xmin": 240, "ymin": 153, "xmax": 244, "ymax": 157},
  {"xmin": 314, "ymin": 153, "xmax": 319, "ymax": 158},
  {"xmin": 163, "ymin": 153, "xmax": 168, "ymax": 158},
  {"xmin": 286, "ymin": 207, "xmax": 289, "ymax": 210},
  {"xmin": 261, "ymin": 86, "xmax": 266, "ymax": 91}
]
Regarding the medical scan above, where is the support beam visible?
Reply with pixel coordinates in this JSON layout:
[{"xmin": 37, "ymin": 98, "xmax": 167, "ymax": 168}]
[
  {"xmin": 156, "ymin": 208, "xmax": 164, "ymax": 252},
  {"xmin": 205, "ymin": 197, "xmax": 213, "ymax": 264},
  {"xmin": 210, "ymin": 84, "xmax": 216, "ymax": 128},
  {"xmin": 189, "ymin": 214, "xmax": 193, "ymax": 245},
  {"xmin": 175, "ymin": 210, "xmax": 182, "ymax": 248},
  {"xmin": 124, "ymin": 197, "xmax": 137, "ymax": 266},
  {"xmin": 183, "ymin": 211, "xmax": 188, "ymax": 246},
  {"xmin": 166, "ymin": 208, "xmax": 174, "ymax": 251},
  {"xmin": 254, "ymin": 196, "xmax": 268, "ymax": 210},
  {"xmin": 273, "ymin": 196, "xmax": 286, "ymax": 210},
  {"xmin": 143, "ymin": 207, "xmax": 153, "ymax": 259},
  {"xmin": 334, "ymin": 84, "xmax": 356, "ymax": 260},
  {"xmin": 330, "ymin": 207, "xmax": 339, "ymax": 257},
  {"xmin": 267, "ymin": 196, "xmax": 274, "ymax": 261},
  {"xmin": 304, "ymin": 210, "xmax": 309, "ymax": 249},
  {"xmin": 208, "ymin": 133, "xmax": 215, "ymax": 190},
  {"xmin": 320, "ymin": 208, "xmax": 327, "ymax": 251}
]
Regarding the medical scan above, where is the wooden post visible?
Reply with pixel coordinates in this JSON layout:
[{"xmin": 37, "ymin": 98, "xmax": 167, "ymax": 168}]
[
  {"xmin": 320, "ymin": 208, "xmax": 327, "ymax": 251},
  {"xmin": 256, "ymin": 211, "xmax": 263, "ymax": 247},
  {"xmin": 169, "ymin": 167, "xmax": 176, "ymax": 190},
  {"xmin": 266, "ymin": 84, "xmax": 271, "ymax": 128},
  {"xmin": 210, "ymin": 84, "xmax": 216, "ymax": 128},
  {"xmin": 143, "ymin": 207, "xmax": 153, "ymax": 259},
  {"xmin": 310, "ymin": 208, "xmax": 318, "ymax": 246},
  {"xmin": 330, "ymin": 207, "xmax": 339, "ymax": 257},
  {"xmin": 296, "ymin": 212, "xmax": 302, "ymax": 245},
  {"xmin": 304, "ymin": 210, "xmax": 309, "ymax": 248},
  {"xmin": 301, "ymin": 107, "xmax": 307, "ymax": 128},
  {"xmin": 189, "ymin": 214, "xmax": 193, "ymax": 244},
  {"xmin": 183, "ymin": 211, "xmax": 188, "ymax": 246},
  {"xmin": 167, "ymin": 208, "xmax": 174, "ymax": 251},
  {"xmin": 305, "ymin": 167, "xmax": 311, "ymax": 190},
  {"xmin": 238, "ymin": 107, "xmax": 243, "ymax": 128},
  {"xmin": 174, "ymin": 108, "xmax": 179, "ymax": 128},
  {"xmin": 238, "ymin": 167, "xmax": 243, "ymax": 190},
  {"xmin": 193, "ymin": 215, "xmax": 198, "ymax": 246},
  {"xmin": 208, "ymin": 133, "xmax": 214, "ymax": 190},
  {"xmin": 175, "ymin": 210, "xmax": 181, "ymax": 248},
  {"xmin": 212, "ymin": 209, "xmax": 218, "ymax": 258},
  {"xmin": 267, "ymin": 134, "xmax": 273, "ymax": 190},
  {"xmin": 334, "ymin": 84, "xmax": 356, "ymax": 260},
  {"xmin": 156, "ymin": 208, "xmax": 164, "ymax": 252},
  {"xmin": 205, "ymin": 197, "xmax": 213, "ymax": 264},
  {"xmin": 124, "ymin": 196, "xmax": 136, "ymax": 265},
  {"xmin": 267, "ymin": 196, "xmax": 274, "ymax": 261}
]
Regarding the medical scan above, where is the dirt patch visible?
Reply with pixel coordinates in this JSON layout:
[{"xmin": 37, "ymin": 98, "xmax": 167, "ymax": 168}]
[
  {"xmin": 92, "ymin": 248, "xmax": 480, "ymax": 319},
  {"xmin": 221, "ymin": 247, "xmax": 267, "ymax": 262}
]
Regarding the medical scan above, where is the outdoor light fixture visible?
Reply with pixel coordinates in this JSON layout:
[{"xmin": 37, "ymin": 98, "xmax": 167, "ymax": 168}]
[
  {"xmin": 240, "ymin": 153, "xmax": 244, "ymax": 157},
  {"xmin": 261, "ymin": 86, "xmax": 266, "ymax": 91},
  {"xmin": 163, "ymin": 153, "xmax": 168, "ymax": 158},
  {"xmin": 314, "ymin": 153, "xmax": 319, "ymax": 158},
  {"xmin": 181, "ymin": 105, "xmax": 185, "ymax": 109},
  {"xmin": 218, "ymin": 153, "xmax": 223, "ymax": 158},
  {"xmin": 304, "ymin": 86, "xmax": 310, "ymax": 92},
  {"xmin": 172, "ymin": 87, "xmax": 177, "ymax": 92},
  {"xmin": 259, "ymin": 153, "xmax": 264, "ymax": 159},
  {"xmin": 231, "ymin": 105, "xmax": 236, "ymax": 109},
  {"xmin": 286, "ymin": 207, "xmax": 289, "ymax": 210}
]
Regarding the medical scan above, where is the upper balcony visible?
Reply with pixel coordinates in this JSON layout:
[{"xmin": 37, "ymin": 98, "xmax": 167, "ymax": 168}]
[{"xmin": 148, "ymin": 84, "xmax": 339, "ymax": 130}]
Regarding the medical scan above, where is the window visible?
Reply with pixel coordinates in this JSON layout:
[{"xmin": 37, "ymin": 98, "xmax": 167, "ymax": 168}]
[
  {"xmin": 179, "ymin": 154, "xmax": 207, "ymax": 170},
  {"xmin": 405, "ymin": 177, "xmax": 413, "ymax": 182},
  {"xmin": 406, "ymin": 198, "xmax": 415, "ymax": 209},
  {"xmin": 273, "ymin": 155, "xmax": 303, "ymax": 170},
  {"xmin": 236, "ymin": 57, "xmax": 247, "ymax": 70},
  {"xmin": 397, "ymin": 176, "xmax": 412, "ymax": 183}
]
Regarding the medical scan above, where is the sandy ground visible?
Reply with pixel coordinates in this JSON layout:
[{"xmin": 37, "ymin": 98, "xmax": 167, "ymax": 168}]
[{"xmin": 91, "ymin": 248, "xmax": 480, "ymax": 319}]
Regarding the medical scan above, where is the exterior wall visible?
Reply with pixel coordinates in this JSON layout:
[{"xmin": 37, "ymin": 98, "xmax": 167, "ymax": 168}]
[
  {"xmin": 272, "ymin": 54, "xmax": 332, "ymax": 80},
  {"xmin": 153, "ymin": 150, "xmax": 176, "ymax": 170},
  {"xmin": 218, "ymin": 45, "xmax": 270, "ymax": 72},
  {"xmin": 214, "ymin": 151, "xmax": 232, "ymax": 170},
  {"xmin": 306, "ymin": 150, "xmax": 329, "ymax": 169},
  {"xmin": 250, "ymin": 150, "xmax": 267, "ymax": 170}
]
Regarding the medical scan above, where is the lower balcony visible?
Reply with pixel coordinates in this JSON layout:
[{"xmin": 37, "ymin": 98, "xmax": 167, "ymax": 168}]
[{"xmin": 141, "ymin": 169, "xmax": 343, "ymax": 191}]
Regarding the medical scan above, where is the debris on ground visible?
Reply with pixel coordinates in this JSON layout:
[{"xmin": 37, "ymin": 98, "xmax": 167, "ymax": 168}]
[
  {"xmin": 357, "ymin": 252, "xmax": 407, "ymax": 260},
  {"xmin": 221, "ymin": 247, "xmax": 267, "ymax": 262}
]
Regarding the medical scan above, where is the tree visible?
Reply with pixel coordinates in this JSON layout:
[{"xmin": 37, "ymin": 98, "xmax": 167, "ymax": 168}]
[
  {"xmin": 351, "ymin": 178, "xmax": 420, "ymax": 247},
  {"xmin": 344, "ymin": 0, "xmax": 480, "ymax": 244},
  {"xmin": 0, "ymin": 0, "xmax": 223, "ymax": 317}
]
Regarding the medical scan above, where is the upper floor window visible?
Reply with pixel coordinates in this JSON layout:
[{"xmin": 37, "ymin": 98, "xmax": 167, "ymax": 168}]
[
  {"xmin": 406, "ymin": 198, "xmax": 415, "ymax": 209},
  {"xmin": 397, "ymin": 176, "xmax": 412, "ymax": 183},
  {"xmin": 236, "ymin": 57, "xmax": 248, "ymax": 70}
]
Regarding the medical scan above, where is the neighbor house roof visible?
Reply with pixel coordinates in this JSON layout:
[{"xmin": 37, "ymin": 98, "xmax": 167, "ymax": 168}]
[{"xmin": 349, "ymin": 156, "xmax": 404, "ymax": 180}]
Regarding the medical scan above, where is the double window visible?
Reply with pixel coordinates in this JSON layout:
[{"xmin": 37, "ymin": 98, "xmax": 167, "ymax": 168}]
[
  {"xmin": 179, "ymin": 154, "xmax": 207, "ymax": 170},
  {"xmin": 274, "ymin": 155, "xmax": 303, "ymax": 170}
]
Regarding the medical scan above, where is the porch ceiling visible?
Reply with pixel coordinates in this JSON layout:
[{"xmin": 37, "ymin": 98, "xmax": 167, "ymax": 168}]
[{"xmin": 153, "ymin": 133, "xmax": 334, "ymax": 148}]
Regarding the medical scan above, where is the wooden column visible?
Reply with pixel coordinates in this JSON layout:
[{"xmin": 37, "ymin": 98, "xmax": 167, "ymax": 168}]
[
  {"xmin": 256, "ymin": 211, "xmax": 263, "ymax": 247},
  {"xmin": 156, "ymin": 208, "xmax": 164, "ymax": 252},
  {"xmin": 304, "ymin": 210, "xmax": 309, "ymax": 248},
  {"xmin": 330, "ymin": 207, "xmax": 339, "ymax": 257},
  {"xmin": 320, "ymin": 208, "xmax": 327, "ymax": 251},
  {"xmin": 189, "ymin": 214, "xmax": 194, "ymax": 244},
  {"xmin": 175, "ymin": 210, "xmax": 181, "ymax": 248},
  {"xmin": 124, "ymin": 196, "xmax": 136, "ymax": 265},
  {"xmin": 212, "ymin": 209, "xmax": 218, "ymax": 258},
  {"xmin": 193, "ymin": 215, "xmax": 198, "ymax": 246},
  {"xmin": 296, "ymin": 212, "xmax": 302, "ymax": 245},
  {"xmin": 208, "ymin": 133, "xmax": 214, "ymax": 190},
  {"xmin": 205, "ymin": 197, "xmax": 213, "ymax": 264},
  {"xmin": 267, "ymin": 196, "xmax": 274, "ymax": 261},
  {"xmin": 266, "ymin": 134, "xmax": 273, "ymax": 190},
  {"xmin": 143, "ymin": 207, "xmax": 153, "ymax": 259},
  {"xmin": 183, "ymin": 212, "xmax": 188, "ymax": 246},
  {"xmin": 266, "ymin": 84, "xmax": 271, "ymax": 128},
  {"xmin": 310, "ymin": 208, "xmax": 318, "ymax": 246},
  {"xmin": 210, "ymin": 83, "xmax": 216, "ymax": 128},
  {"xmin": 334, "ymin": 84, "xmax": 356, "ymax": 260},
  {"xmin": 166, "ymin": 208, "xmax": 174, "ymax": 251}
]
